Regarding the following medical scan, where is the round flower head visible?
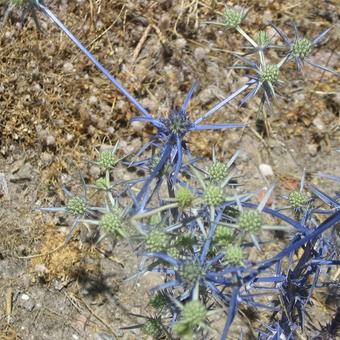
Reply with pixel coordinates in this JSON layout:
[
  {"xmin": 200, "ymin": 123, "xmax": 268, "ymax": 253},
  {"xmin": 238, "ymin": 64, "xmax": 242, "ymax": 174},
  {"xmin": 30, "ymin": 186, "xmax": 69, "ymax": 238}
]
[
  {"xmin": 176, "ymin": 186, "xmax": 195, "ymax": 208},
  {"xmin": 203, "ymin": 184, "xmax": 225, "ymax": 206},
  {"xmin": 180, "ymin": 300, "xmax": 207, "ymax": 326},
  {"xmin": 260, "ymin": 64, "xmax": 280, "ymax": 83},
  {"xmin": 162, "ymin": 109, "xmax": 192, "ymax": 137},
  {"xmin": 208, "ymin": 161, "xmax": 229, "ymax": 182},
  {"xmin": 145, "ymin": 230, "xmax": 168, "ymax": 252},
  {"xmin": 225, "ymin": 245, "xmax": 244, "ymax": 265},
  {"xmin": 100, "ymin": 207, "xmax": 123, "ymax": 233},
  {"xmin": 288, "ymin": 191, "xmax": 307, "ymax": 209},
  {"xmin": 239, "ymin": 209, "xmax": 262, "ymax": 233},
  {"xmin": 224, "ymin": 7, "xmax": 245, "ymax": 29},
  {"xmin": 98, "ymin": 150, "xmax": 117, "ymax": 170},
  {"xmin": 292, "ymin": 38, "xmax": 312, "ymax": 60},
  {"xmin": 66, "ymin": 196, "xmax": 86, "ymax": 216},
  {"xmin": 214, "ymin": 225, "xmax": 234, "ymax": 247},
  {"xmin": 167, "ymin": 246, "xmax": 180, "ymax": 259},
  {"xmin": 142, "ymin": 319, "xmax": 163, "ymax": 338},
  {"xmin": 178, "ymin": 262, "xmax": 204, "ymax": 286},
  {"xmin": 149, "ymin": 292, "xmax": 169, "ymax": 310}
]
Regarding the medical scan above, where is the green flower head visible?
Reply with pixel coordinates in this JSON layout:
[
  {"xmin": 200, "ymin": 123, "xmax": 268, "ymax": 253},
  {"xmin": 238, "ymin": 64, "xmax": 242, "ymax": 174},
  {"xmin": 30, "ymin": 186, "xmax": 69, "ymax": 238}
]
[
  {"xmin": 214, "ymin": 225, "xmax": 234, "ymax": 248},
  {"xmin": 145, "ymin": 230, "xmax": 168, "ymax": 252},
  {"xmin": 149, "ymin": 292, "xmax": 169, "ymax": 310},
  {"xmin": 239, "ymin": 209, "xmax": 262, "ymax": 233},
  {"xmin": 66, "ymin": 196, "xmax": 86, "ymax": 216},
  {"xmin": 292, "ymin": 38, "xmax": 312, "ymax": 60},
  {"xmin": 260, "ymin": 64, "xmax": 280, "ymax": 83},
  {"xmin": 142, "ymin": 319, "xmax": 163, "ymax": 338},
  {"xmin": 288, "ymin": 191, "xmax": 307, "ymax": 209},
  {"xmin": 176, "ymin": 186, "xmax": 195, "ymax": 208},
  {"xmin": 180, "ymin": 300, "xmax": 207, "ymax": 326},
  {"xmin": 178, "ymin": 262, "xmax": 204, "ymax": 286},
  {"xmin": 255, "ymin": 30, "xmax": 270, "ymax": 48},
  {"xmin": 224, "ymin": 7, "xmax": 246, "ymax": 29},
  {"xmin": 100, "ymin": 207, "xmax": 124, "ymax": 233},
  {"xmin": 225, "ymin": 245, "xmax": 244, "ymax": 265},
  {"xmin": 203, "ymin": 184, "xmax": 225, "ymax": 206},
  {"xmin": 98, "ymin": 150, "xmax": 117, "ymax": 170},
  {"xmin": 208, "ymin": 161, "xmax": 229, "ymax": 182}
]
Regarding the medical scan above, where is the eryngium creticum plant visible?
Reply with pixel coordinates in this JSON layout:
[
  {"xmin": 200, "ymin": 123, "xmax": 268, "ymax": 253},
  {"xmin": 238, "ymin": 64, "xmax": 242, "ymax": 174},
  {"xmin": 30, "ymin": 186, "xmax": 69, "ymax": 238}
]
[{"xmin": 4, "ymin": 1, "xmax": 338, "ymax": 339}]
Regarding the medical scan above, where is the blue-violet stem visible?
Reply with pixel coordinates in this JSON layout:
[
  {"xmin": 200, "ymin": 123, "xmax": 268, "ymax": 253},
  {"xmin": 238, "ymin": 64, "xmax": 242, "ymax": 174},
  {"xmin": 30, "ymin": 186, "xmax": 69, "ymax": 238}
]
[{"xmin": 36, "ymin": 1, "xmax": 151, "ymax": 118}]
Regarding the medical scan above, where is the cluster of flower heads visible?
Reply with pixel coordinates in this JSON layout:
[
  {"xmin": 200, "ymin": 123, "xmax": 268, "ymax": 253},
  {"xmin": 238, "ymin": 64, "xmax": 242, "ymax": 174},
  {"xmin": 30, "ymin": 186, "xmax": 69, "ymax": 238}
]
[{"xmin": 4, "ymin": 1, "xmax": 339, "ymax": 339}]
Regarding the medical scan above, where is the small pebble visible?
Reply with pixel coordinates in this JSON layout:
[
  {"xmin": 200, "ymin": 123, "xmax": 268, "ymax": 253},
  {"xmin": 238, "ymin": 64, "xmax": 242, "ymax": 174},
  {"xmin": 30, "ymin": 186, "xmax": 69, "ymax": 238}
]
[
  {"xmin": 88, "ymin": 95, "xmax": 98, "ymax": 106},
  {"xmin": 313, "ymin": 117, "xmax": 326, "ymax": 132},
  {"xmin": 175, "ymin": 38, "xmax": 187, "ymax": 50},
  {"xmin": 63, "ymin": 62, "xmax": 74, "ymax": 73},
  {"xmin": 89, "ymin": 166, "xmax": 101, "ymax": 178},
  {"xmin": 21, "ymin": 293, "xmax": 30, "ymax": 301},
  {"xmin": 46, "ymin": 135, "xmax": 56, "ymax": 146},
  {"xmin": 259, "ymin": 164, "xmax": 274, "ymax": 177},
  {"xmin": 308, "ymin": 144, "xmax": 318, "ymax": 157},
  {"xmin": 194, "ymin": 47, "xmax": 207, "ymax": 62}
]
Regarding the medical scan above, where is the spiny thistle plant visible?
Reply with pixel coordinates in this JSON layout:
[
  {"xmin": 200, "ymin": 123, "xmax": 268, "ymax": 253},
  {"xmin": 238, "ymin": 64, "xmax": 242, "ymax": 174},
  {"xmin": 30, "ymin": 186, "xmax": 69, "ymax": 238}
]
[{"xmin": 3, "ymin": 1, "xmax": 339, "ymax": 339}]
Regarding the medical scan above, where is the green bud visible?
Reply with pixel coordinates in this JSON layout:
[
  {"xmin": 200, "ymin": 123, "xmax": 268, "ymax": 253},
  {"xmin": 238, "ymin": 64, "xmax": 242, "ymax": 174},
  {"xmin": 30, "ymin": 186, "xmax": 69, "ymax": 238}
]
[
  {"xmin": 214, "ymin": 225, "xmax": 234, "ymax": 247},
  {"xmin": 224, "ymin": 7, "xmax": 245, "ymax": 29},
  {"xmin": 149, "ymin": 293, "xmax": 169, "ymax": 310},
  {"xmin": 178, "ymin": 262, "xmax": 204, "ymax": 286},
  {"xmin": 225, "ymin": 245, "xmax": 243, "ymax": 265},
  {"xmin": 208, "ymin": 161, "xmax": 229, "ymax": 182},
  {"xmin": 239, "ymin": 209, "xmax": 262, "ymax": 233},
  {"xmin": 203, "ymin": 184, "xmax": 225, "ymax": 206},
  {"xmin": 176, "ymin": 186, "xmax": 195, "ymax": 208},
  {"xmin": 145, "ymin": 230, "xmax": 168, "ymax": 252},
  {"xmin": 292, "ymin": 38, "xmax": 312, "ymax": 60},
  {"xmin": 255, "ymin": 30, "xmax": 270, "ymax": 47},
  {"xmin": 180, "ymin": 300, "xmax": 207, "ymax": 326},
  {"xmin": 66, "ymin": 196, "xmax": 86, "ymax": 216},
  {"xmin": 98, "ymin": 150, "xmax": 117, "ymax": 170},
  {"xmin": 288, "ymin": 191, "xmax": 307, "ymax": 209},
  {"xmin": 100, "ymin": 208, "xmax": 123, "ymax": 233},
  {"xmin": 260, "ymin": 64, "xmax": 280, "ymax": 83},
  {"xmin": 142, "ymin": 319, "xmax": 163, "ymax": 338},
  {"xmin": 167, "ymin": 247, "xmax": 180, "ymax": 259}
]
